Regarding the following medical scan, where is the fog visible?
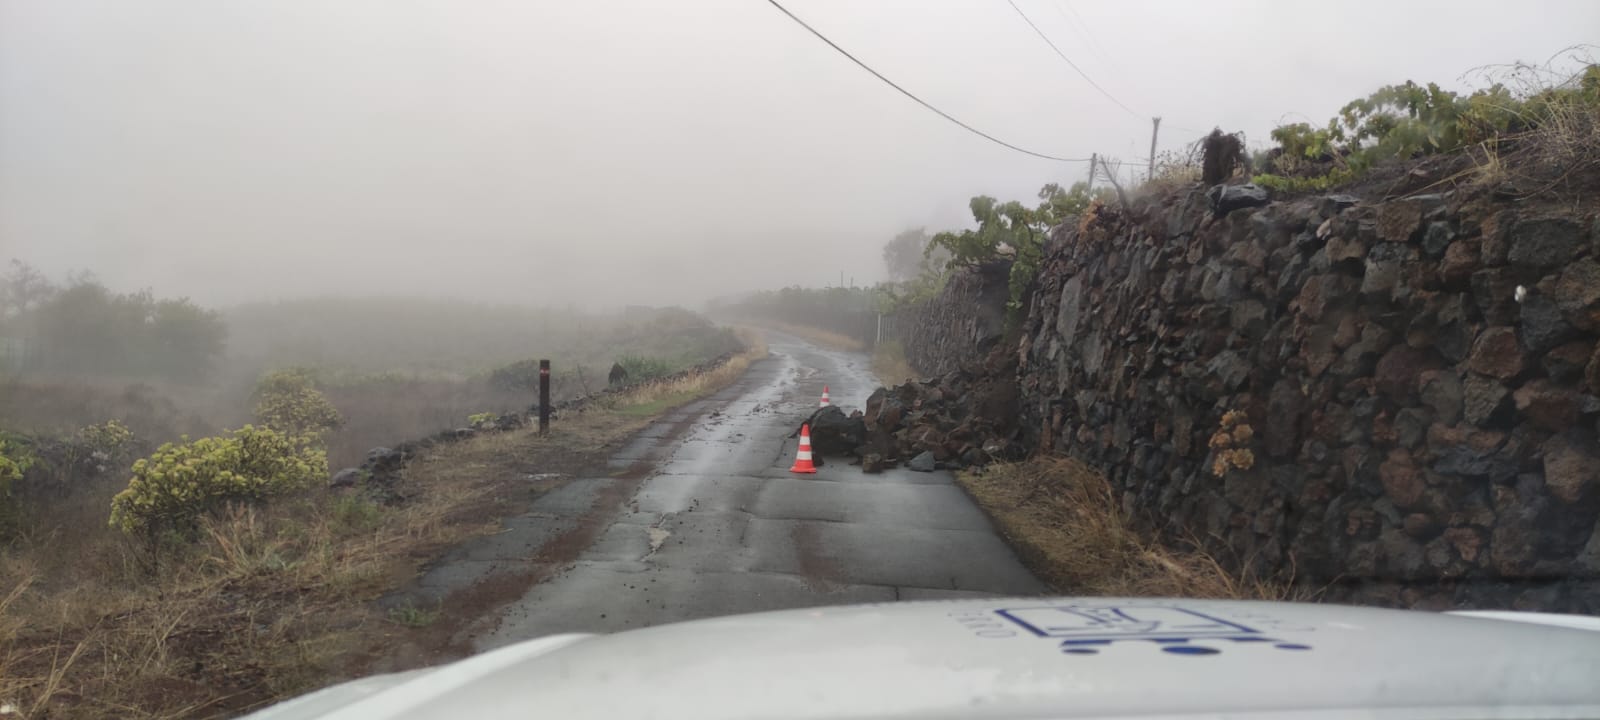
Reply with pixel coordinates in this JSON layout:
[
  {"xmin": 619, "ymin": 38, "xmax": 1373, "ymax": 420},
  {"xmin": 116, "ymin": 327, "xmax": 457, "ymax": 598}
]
[{"xmin": 2, "ymin": 0, "xmax": 1595, "ymax": 308}]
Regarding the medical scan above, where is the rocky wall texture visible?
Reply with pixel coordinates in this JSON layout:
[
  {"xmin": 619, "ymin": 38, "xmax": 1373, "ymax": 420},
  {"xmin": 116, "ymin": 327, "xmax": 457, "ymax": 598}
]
[
  {"xmin": 899, "ymin": 261, "xmax": 1012, "ymax": 377},
  {"xmin": 1017, "ymin": 188, "xmax": 1600, "ymax": 611}
]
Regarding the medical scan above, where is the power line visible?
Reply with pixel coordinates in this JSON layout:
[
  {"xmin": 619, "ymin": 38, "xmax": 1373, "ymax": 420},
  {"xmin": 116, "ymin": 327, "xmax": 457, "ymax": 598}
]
[
  {"xmin": 1007, "ymin": 0, "xmax": 1138, "ymax": 116},
  {"xmin": 764, "ymin": 0, "xmax": 1093, "ymax": 163},
  {"xmin": 1053, "ymin": 1, "xmax": 1123, "ymax": 81}
]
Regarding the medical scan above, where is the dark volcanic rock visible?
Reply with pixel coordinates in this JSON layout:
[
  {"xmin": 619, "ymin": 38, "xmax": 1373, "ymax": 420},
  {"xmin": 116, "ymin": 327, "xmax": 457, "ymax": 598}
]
[
  {"xmin": 804, "ymin": 405, "xmax": 866, "ymax": 456},
  {"xmin": 1207, "ymin": 183, "xmax": 1270, "ymax": 217},
  {"xmin": 1508, "ymin": 217, "xmax": 1586, "ymax": 270}
]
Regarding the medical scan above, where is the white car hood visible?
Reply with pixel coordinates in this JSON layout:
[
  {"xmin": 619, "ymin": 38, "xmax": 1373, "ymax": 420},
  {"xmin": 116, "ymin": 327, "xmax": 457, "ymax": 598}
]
[{"xmin": 244, "ymin": 597, "xmax": 1600, "ymax": 720}]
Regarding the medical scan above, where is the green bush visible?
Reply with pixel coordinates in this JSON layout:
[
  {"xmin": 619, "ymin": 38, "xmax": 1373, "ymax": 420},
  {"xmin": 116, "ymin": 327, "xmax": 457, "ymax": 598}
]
[
  {"xmin": 78, "ymin": 419, "xmax": 135, "ymax": 454},
  {"xmin": 487, "ymin": 359, "xmax": 543, "ymax": 392},
  {"xmin": 617, "ymin": 355, "xmax": 676, "ymax": 383},
  {"xmin": 328, "ymin": 494, "xmax": 382, "ymax": 535},
  {"xmin": 253, "ymin": 369, "xmax": 343, "ymax": 438},
  {"xmin": 1250, "ymin": 168, "xmax": 1357, "ymax": 194},
  {"xmin": 109, "ymin": 425, "xmax": 328, "ymax": 537},
  {"xmin": 0, "ymin": 437, "xmax": 34, "ymax": 538},
  {"xmin": 1260, "ymin": 64, "xmax": 1600, "ymax": 188}
]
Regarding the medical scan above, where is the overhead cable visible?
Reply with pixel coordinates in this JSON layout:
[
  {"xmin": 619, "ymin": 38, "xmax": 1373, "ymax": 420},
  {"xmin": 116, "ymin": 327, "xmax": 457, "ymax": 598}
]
[
  {"xmin": 766, "ymin": 0, "xmax": 1093, "ymax": 163},
  {"xmin": 1007, "ymin": 0, "xmax": 1139, "ymax": 116}
]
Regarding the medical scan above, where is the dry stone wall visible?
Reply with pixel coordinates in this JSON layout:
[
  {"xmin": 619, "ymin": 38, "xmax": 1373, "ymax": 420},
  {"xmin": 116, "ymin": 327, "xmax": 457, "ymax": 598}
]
[
  {"xmin": 898, "ymin": 261, "xmax": 1012, "ymax": 377},
  {"xmin": 1012, "ymin": 188, "xmax": 1600, "ymax": 610}
]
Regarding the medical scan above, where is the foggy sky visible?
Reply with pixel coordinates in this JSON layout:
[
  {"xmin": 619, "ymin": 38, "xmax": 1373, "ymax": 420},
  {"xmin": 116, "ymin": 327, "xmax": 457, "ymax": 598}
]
[{"xmin": 2, "ymin": 0, "xmax": 1596, "ymax": 309}]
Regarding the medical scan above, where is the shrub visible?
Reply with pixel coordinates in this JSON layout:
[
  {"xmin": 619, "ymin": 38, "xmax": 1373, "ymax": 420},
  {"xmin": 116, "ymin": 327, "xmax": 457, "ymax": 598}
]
[
  {"xmin": 78, "ymin": 419, "xmax": 134, "ymax": 454},
  {"xmin": 328, "ymin": 494, "xmax": 382, "ymax": 535},
  {"xmin": 1258, "ymin": 62, "xmax": 1600, "ymax": 189},
  {"xmin": 487, "ymin": 359, "xmax": 543, "ymax": 392},
  {"xmin": 253, "ymin": 369, "xmax": 343, "ymax": 439},
  {"xmin": 0, "ymin": 437, "xmax": 33, "ymax": 537},
  {"xmin": 109, "ymin": 425, "xmax": 328, "ymax": 537},
  {"xmin": 617, "ymin": 355, "xmax": 676, "ymax": 383},
  {"xmin": 1250, "ymin": 168, "xmax": 1357, "ymax": 194}
]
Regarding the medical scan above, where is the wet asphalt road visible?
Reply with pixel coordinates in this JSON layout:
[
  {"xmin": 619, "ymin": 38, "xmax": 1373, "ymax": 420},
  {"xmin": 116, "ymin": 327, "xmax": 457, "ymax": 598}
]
[{"xmin": 471, "ymin": 333, "xmax": 1045, "ymax": 650}]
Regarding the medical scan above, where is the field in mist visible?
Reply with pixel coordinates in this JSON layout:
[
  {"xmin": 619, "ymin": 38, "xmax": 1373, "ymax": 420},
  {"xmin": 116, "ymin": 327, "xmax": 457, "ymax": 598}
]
[{"xmin": 0, "ymin": 265, "xmax": 742, "ymax": 481}]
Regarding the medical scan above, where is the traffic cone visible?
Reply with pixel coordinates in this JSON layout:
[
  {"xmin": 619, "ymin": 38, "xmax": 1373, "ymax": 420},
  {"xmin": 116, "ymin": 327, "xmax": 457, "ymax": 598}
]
[
  {"xmin": 819, "ymin": 385, "xmax": 831, "ymax": 407},
  {"xmin": 790, "ymin": 423, "xmax": 818, "ymax": 474}
]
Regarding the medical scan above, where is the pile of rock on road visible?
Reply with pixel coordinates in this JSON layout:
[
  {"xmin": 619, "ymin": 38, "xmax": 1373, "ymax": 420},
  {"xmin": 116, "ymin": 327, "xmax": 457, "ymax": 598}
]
[{"xmin": 801, "ymin": 349, "xmax": 1028, "ymax": 473}]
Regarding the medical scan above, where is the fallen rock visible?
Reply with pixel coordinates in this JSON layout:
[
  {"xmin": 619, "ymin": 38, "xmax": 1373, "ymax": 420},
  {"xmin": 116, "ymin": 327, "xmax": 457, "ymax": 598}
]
[
  {"xmin": 907, "ymin": 451, "xmax": 936, "ymax": 473},
  {"xmin": 861, "ymin": 453, "xmax": 888, "ymax": 474},
  {"xmin": 802, "ymin": 405, "xmax": 866, "ymax": 456}
]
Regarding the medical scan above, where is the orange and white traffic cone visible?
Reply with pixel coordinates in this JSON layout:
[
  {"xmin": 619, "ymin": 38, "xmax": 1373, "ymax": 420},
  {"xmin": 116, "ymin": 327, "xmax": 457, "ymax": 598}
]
[
  {"xmin": 790, "ymin": 423, "xmax": 818, "ymax": 474},
  {"xmin": 819, "ymin": 385, "xmax": 831, "ymax": 407}
]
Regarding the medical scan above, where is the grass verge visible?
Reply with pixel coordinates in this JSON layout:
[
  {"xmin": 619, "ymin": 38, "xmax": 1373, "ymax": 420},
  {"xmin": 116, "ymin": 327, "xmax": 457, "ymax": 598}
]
[
  {"xmin": 958, "ymin": 456, "xmax": 1300, "ymax": 600},
  {"xmin": 0, "ymin": 333, "xmax": 769, "ymax": 719},
  {"xmin": 869, "ymin": 340, "xmax": 917, "ymax": 385}
]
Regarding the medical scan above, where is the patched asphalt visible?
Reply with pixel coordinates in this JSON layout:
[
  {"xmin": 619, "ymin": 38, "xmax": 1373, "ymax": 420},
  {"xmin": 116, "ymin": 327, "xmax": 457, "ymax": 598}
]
[{"xmin": 461, "ymin": 333, "xmax": 1045, "ymax": 650}]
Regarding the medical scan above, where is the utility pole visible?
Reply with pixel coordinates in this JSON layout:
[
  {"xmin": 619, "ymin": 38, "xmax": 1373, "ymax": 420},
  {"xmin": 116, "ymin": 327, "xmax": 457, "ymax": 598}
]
[
  {"xmin": 1087, "ymin": 153, "xmax": 1098, "ymax": 192},
  {"xmin": 1148, "ymin": 117, "xmax": 1162, "ymax": 183}
]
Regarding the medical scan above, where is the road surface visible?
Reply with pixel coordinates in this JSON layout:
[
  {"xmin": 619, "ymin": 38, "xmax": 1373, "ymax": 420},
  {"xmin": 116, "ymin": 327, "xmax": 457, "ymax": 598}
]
[{"xmin": 458, "ymin": 333, "xmax": 1045, "ymax": 650}]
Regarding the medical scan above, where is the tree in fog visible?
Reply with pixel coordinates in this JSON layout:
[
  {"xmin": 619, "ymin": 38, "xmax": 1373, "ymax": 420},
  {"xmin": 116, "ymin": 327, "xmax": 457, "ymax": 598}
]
[
  {"xmin": 1, "ymin": 260, "xmax": 56, "ymax": 318},
  {"xmin": 881, "ymin": 228, "xmax": 952, "ymax": 283},
  {"xmin": 882, "ymin": 228, "xmax": 930, "ymax": 282},
  {"xmin": 20, "ymin": 273, "xmax": 225, "ymax": 380}
]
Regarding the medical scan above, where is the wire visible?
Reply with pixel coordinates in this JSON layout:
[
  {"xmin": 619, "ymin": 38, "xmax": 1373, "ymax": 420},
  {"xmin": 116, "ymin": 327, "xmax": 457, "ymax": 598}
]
[
  {"xmin": 1007, "ymin": 0, "xmax": 1138, "ymax": 116},
  {"xmin": 1052, "ymin": 0, "xmax": 1122, "ymax": 80},
  {"xmin": 764, "ymin": 0, "xmax": 1093, "ymax": 163}
]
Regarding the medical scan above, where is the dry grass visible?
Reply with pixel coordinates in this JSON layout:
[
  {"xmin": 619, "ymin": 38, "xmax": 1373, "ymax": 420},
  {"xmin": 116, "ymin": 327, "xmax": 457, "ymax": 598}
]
[
  {"xmin": 766, "ymin": 323, "xmax": 866, "ymax": 353},
  {"xmin": 869, "ymin": 340, "xmax": 917, "ymax": 385},
  {"xmin": 959, "ymin": 457, "xmax": 1299, "ymax": 600},
  {"xmin": 0, "ymin": 334, "xmax": 769, "ymax": 719},
  {"xmin": 600, "ymin": 330, "xmax": 768, "ymax": 417},
  {"xmin": 0, "ymin": 497, "xmax": 393, "ymax": 718}
]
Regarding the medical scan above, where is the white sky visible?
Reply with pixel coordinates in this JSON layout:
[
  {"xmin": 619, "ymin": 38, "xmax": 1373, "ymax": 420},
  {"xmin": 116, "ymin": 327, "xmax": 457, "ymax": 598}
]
[{"xmin": 2, "ymin": 0, "xmax": 1596, "ymax": 308}]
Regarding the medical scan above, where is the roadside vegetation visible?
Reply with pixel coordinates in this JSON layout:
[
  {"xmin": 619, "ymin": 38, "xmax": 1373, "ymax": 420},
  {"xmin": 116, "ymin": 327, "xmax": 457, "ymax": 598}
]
[
  {"xmin": 0, "ymin": 330, "xmax": 766, "ymax": 719},
  {"xmin": 1250, "ymin": 59, "xmax": 1599, "ymax": 195},
  {"xmin": 868, "ymin": 340, "xmax": 917, "ymax": 386},
  {"xmin": 0, "ymin": 270, "xmax": 756, "ymax": 718},
  {"xmin": 959, "ymin": 458, "xmax": 1300, "ymax": 600}
]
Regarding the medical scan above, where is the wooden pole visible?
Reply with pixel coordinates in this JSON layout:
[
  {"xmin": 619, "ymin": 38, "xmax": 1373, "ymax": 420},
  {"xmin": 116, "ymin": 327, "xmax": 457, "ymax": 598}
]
[
  {"xmin": 1087, "ymin": 153, "xmax": 1098, "ymax": 191},
  {"xmin": 1148, "ymin": 117, "xmax": 1161, "ymax": 183},
  {"xmin": 538, "ymin": 359, "xmax": 551, "ymax": 435}
]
